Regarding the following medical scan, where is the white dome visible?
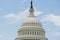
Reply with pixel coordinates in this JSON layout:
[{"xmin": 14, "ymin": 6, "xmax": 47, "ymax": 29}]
[
  {"xmin": 23, "ymin": 17, "xmax": 40, "ymax": 23},
  {"xmin": 21, "ymin": 17, "xmax": 42, "ymax": 27},
  {"xmin": 15, "ymin": 1, "xmax": 48, "ymax": 40}
]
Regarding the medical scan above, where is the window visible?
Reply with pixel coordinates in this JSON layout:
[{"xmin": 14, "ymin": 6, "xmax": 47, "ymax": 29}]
[
  {"xmin": 39, "ymin": 32, "xmax": 40, "ymax": 35},
  {"xmin": 37, "ymin": 32, "xmax": 38, "ymax": 35},
  {"xmin": 30, "ymin": 32, "xmax": 31, "ymax": 35},
  {"xmin": 28, "ymin": 32, "xmax": 29, "ymax": 35},
  {"xmin": 35, "ymin": 32, "xmax": 36, "ymax": 35}
]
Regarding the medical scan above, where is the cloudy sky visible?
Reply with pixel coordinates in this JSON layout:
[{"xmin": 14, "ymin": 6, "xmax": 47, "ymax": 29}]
[{"xmin": 0, "ymin": 0, "xmax": 60, "ymax": 40}]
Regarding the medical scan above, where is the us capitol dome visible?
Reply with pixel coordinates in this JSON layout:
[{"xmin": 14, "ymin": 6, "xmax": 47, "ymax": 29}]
[{"xmin": 15, "ymin": 1, "xmax": 48, "ymax": 40}]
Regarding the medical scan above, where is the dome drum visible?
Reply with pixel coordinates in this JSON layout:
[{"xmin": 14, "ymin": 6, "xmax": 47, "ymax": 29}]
[{"xmin": 15, "ymin": 36, "xmax": 47, "ymax": 40}]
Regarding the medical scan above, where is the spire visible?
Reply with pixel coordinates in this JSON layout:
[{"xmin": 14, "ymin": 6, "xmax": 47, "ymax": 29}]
[{"xmin": 29, "ymin": 0, "xmax": 35, "ymax": 17}]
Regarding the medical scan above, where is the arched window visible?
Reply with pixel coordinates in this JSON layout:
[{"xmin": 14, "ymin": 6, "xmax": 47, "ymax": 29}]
[
  {"xmin": 30, "ymin": 32, "xmax": 31, "ymax": 35},
  {"xmin": 39, "ymin": 32, "xmax": 40, "ymax": 35},
  {"xmin": 28, "ymin": 32, "xmax": 29, "ymax": 35},
  {"xmin": 35, "ymin": 32, "xmax": 36, "ymax": 35},
  {"xmin": 37, "ymin": 32, "xmax": 38, "ymax": 35}
]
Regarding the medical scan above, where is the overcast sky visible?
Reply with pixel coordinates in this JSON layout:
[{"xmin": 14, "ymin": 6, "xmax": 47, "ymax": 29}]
[{"xmin": 0, "ymin": 0, "xmax": 60, "ymax": 40}]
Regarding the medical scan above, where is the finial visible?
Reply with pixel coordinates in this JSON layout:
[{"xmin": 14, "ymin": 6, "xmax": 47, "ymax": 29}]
[
  {"xmin": 30, "ymin": 0, "xmax": 33, "ymax": 9},
  {"xmin": 29, "ymin": 0, "xmax": 34, "ymax": 12},
  {"xmin": 29, "ymin": 0, "xmax": 35, "ymax": 17}
]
